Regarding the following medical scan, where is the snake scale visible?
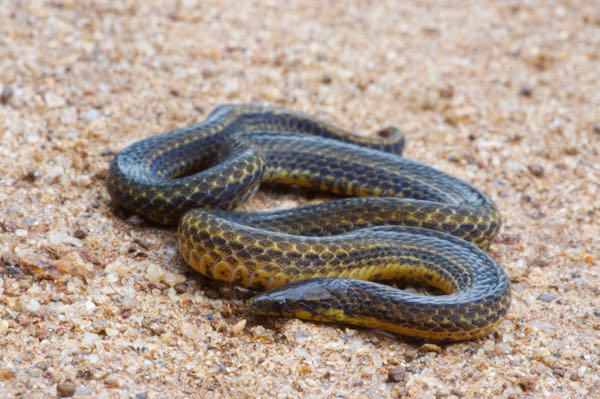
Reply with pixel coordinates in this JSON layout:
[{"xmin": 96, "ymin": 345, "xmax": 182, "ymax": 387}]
[{"xmin": 106, "ymin": 104, "xmax": 510, "ymax": 341}]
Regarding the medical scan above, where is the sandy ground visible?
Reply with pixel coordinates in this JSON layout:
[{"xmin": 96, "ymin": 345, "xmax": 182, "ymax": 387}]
[{"xmin": 0, "ymin": 1, "xmax": 599, "ymax": 398}]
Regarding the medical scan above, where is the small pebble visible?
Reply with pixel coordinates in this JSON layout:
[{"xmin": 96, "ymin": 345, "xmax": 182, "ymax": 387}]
[
  {"xmin": 231, "ymin": 319, "xmax": 247, "ymax": 335},
  {"xmin": 519, "ymin": 86, "xmax": 534, "ymax": 97},
  {"xmin": 447, "ymin": 153, "xmax": 462, "ymax": 163},
  {"xmin": 15, "ymin": 229, "xmax": 28, "ymax": 237},
  {"xmin": 593, "ymin": 124, "xmax": 600, "ymax": 135},
  {"xmin": 530, "ymin": 257, "xmax": 550, "ymax": 268},
  {"xmin": 105, "ymin": 260, "xmax": 129, "ymax": 276},
  {"xmin": 564, "ymin": 147, "xmax": 578, "ymax": 156},
  {"xmin": 387, "ymin": 366, "xmax": 406, "ymax": 383},
  {"xmin": 24, "ymin": 217, "xmax": 38, "ymax": 226},
  {"xmin": 84, "ymin": 300, "xmax": 96, "ymax": 312},
  {"xmin": 482, "ymin": 339, "xmax": 496, "ymax": 353},
  {"xmin": 48, "ymin": 232, "xmax": 83, "ymax": 247},
  {"xmin": 82, "ymin": 108, "xmax": 101, "ymax": 121},
  {"xmin": 82, "ymin": 332, "xmax": 100, "ymax": 346},
  {"xmin": 549, "ymin": 117, "xmax": 562, "ymax": 133},
  {"xmin": 532, "ymin": 347, "xmax": 552, "ymax": 360},
  {"xmin": 44, "ymin": 92, "xmax": 66, "ymax": 108},
  {"xmin": 17, "ymin": 295, "xmax": 41, "ymax": 312},
  {"xmin": 1, "ymin": 252, "xmax": 18, "ymax": 267},
  {"xmin": 73, "ymin": 229, "xmax": 88, "ymax": 239},
  {"xmin": 537, "ymin": 293, "xmax": 558, "ymax": 303},
  {"xmin": 74, "ymin": 386, "xmax": 92, "ymax": 396},
  {"xmin": 145, "ymin": 263, "xmax": 165, "ymax": 283},
  {"xmin": 162, "ymin": 272, "xmax": 186, "ymax": 287},
  {"xmin": 419, "ymin": 343, "xmax": 442, "ymax": 353},
  {"xmin": 50, "ymin": 252, "xmax": 93, "ymax": 280},
  {"xmin": 294, "ymin": 331, "xmax": 309, "ymax": 341},
  {"xmin": 100, "ymin": 147, "xmax": 114, "ymax": 156},
  {"xmin": 104, "ymin": 374, "xmax": 122, "ymax": 388},
  {"xmin": 527, "ymin": 164, "xmax": 544, "ymax": 177},
  {"xmin": 180, "ymin": 322, "xmax": 198, "ymax": 338},
  {"xmin": 57, "ymin": 381, "xmax": 76, "ymax": 397},
  {"xmin": 0, "ymin": 87, "xmax": 14, "ymax": 104},
  {"xmin": 0, "ymin": 368, "xmax": 15, "ymax": 380},
  {"xmin": 298, "ymin": 364, "xmax": 312, "ymax": 375},
  {"xmin": 439, "ymin": 84, "xmax": 454, "ymax": 99},
  {"xmin": 127, "ymin": 215, "xmax": 145, "ymax": 226},
  {"xmin": 174, "ymin": 283, "xmax": 187, "ymax": 294},
  {"xmin": 0, "ymin": 320, "xmax": 9, "ymax": 335},
  {"xmin": 250, "ymin": 325, "xmax": 274, "ymax": 344},
  {"xmin": 518, "ymin": 376, "xmax": 537, "ymax": 391}
]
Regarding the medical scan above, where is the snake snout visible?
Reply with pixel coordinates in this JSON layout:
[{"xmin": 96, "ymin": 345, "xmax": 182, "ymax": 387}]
[
  {"xmin": 249, "ymin": 292, "xmax": 288, "ymax": 315},
  {"xmin": 249, "ymin": 278, "xmax": 339, "ymax": 318}
]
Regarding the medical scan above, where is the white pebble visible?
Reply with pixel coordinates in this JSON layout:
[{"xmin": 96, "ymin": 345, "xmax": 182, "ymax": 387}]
[
  {"xmin": 106, "ymin": 272, "xmax": 119, "ymax": 283},
  {"xmin": 105, "ymin": 260, "xmax": 129, "ymax": 276},
  {"xmin": 84, "ymin": 300, "xmax": 96, "ymax": 312},
  {"xmin": 48, "ymin": 232, "xmax": 82, "ymax": 247},
  {"xmin": 104, "ymin": 328, "xmax": 118, "ymax": 337},
  {"xmin": 163, "ymin": 272, "xmax": 186, "ymax": 287},
  {"xmin": 44, "ymin": 92, "xmax": 66, "ymax": 108},
  {"xmin": 15, "ymin": 229, "xmax": 28, "ymax": 237},
  {"xmin": 81, "ymin": 108, "xmax": 101, "ymax": 121},
  {"xmin": 145, "ymin": 263, "xmax": 165, "ymax": 282},
  {"xmin": 82, "ymin": 332, "xmax": 100, "ymax": 346},
  {"xmin": 17, "ymin": 295, "xmax": 40, "ymax": 312},
  {"xmin": 0, "ymin": 320, "xmax": 9, "ymax": 335}
]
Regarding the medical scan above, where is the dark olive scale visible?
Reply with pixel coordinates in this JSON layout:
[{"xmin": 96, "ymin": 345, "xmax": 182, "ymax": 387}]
[{"xmin": 106, "ymin": 104, "xmax": 510, "ymax": 341}]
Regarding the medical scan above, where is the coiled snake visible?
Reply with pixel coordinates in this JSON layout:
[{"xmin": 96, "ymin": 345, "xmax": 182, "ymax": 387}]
[{"xmin": 106, "ymin": 104, "xmax": 510, "ymax": 341}]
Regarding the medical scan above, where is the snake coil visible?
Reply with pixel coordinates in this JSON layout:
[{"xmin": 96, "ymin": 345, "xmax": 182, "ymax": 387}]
[{"xmin": 107, "ymin": 104, "xmax": 510, "ymax": 341}]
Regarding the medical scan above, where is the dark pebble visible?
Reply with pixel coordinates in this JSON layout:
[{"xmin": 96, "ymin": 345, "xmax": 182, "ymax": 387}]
[
  {"xmin": 174, "ymin": 283, "xmax": 187, "ymax": 294},
  {"xmin": 519, "ymin": 86, "xmax": 534, "ymax": 97},
  {"xmin": 593, "ymin": 124, "xmax": 600, "ymax": 135},
  {"xmin": 387, "ymin": 366, "xmax": 406, "ymax": 383},
  {"xmin": 73, "ymin": 229, "xmax": 88, "ymax": 239},
  {"xmin": 518, "ymin": 376, "xmax": 537, "ymax": 391},
  {"xmin": 21, "ymin": 170, "xmax": 39, "ymax": 183},
  {"xmin": 1, "ymin": 87, "xmax": 14, "ymax": 104},
  {"xmin": 527, "ymin": 164, "xmax": 544, "ymax": 177}
]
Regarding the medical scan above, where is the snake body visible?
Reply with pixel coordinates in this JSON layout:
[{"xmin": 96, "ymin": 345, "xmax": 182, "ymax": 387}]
[{"xmin": 107, "ymin": 104, "xmax": 510, "ymax": 341}]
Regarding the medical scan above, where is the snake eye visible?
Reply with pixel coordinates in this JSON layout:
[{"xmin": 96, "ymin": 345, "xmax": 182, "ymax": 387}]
[{"xmin": 271, "ymin": 297, "xmax": 287, "ymax": 312}]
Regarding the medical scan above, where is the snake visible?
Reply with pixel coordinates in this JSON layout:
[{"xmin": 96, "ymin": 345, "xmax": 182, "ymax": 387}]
[{"xmin": 106, "ymin": 104, "xmax": 510, "ymax": 341}]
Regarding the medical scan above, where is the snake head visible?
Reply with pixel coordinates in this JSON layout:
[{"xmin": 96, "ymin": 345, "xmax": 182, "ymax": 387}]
[{"xmin": 248, "ymin": 278, "xmax": 341, "ymax": 320}]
